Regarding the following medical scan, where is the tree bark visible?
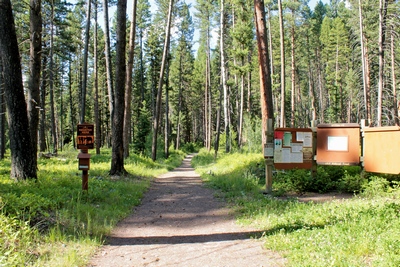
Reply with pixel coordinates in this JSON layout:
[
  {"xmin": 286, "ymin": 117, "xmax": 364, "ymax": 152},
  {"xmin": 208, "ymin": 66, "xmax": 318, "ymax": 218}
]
[
  {"xmin": 110, "ymin": 0, "xmax": 127, "ymax": 175},
  {"xmin": 391, "ymin": 26, "xmax": 398, "ymax": 125},
  {"xmin": 49, "ymin": 2, "xmax": 57, "ymax": 153},
  {"xmin": 94, "ymin": 0, "xmax": 101, "ymax": 154},
  {"xmin": 27, "ymin": 0, "xmax": 41, "ymax": 165},
  {"xmin": 39, "ymin": 45, "xmax": 47, "ymax": 152},
  {"xmin": 103, "ymin": 0, "xmax": 115, "ymax": 123},
  {"xmin": 290, "ymin": 10, "xmax": 295, "ymax": 127},
  {"xmin": 278, "ymin": 0, "xmax": 285, "ymax": 127},
  {"xmin": 80, "ymin": 0, "xmax": 91, "ymax": 123},
  {"xmin": 221, "ymin": 0, "xmax": 230, "ymax": 153},
  {"xmin": 254, "ymin": 0, "xmax": 274, "ymax": 145},
  {"xmin": 124, "ymin": 0, "xmax": 137, "ymax": 159},
  {"xmin": 0, "ymin": 59, "xmax": 5, "ymax": 159},
  {"xmin": 151, "ymin": 0, "xmax": 174, "ymax": 161},
  {"xmin": 358, "ymin": 0, "xmax": 371, "ymax": 125},
  {"xmin": 377, "ymin": 0, "xmax": 388, "ymax": 126},
  {"xmin": 0, "ymin": 0, "xmax": 37, "ymax": 179}
]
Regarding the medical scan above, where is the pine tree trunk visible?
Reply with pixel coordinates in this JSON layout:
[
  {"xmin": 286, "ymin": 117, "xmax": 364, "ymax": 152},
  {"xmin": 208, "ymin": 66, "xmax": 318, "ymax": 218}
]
[
  {"xmin": 103, "ymin": 0, "xmax": 115, "ymax": 124},
  {"xmin": 27, "ymin": 0, "xmax": 41, "ymax": 165},
  {"xmin": 290, "ymin": 21, "xmax": 295, "ymax": 127},
  {"xmin": 0, "ymin": 60, "xmax": 5, "ymax": 159},
  {"xmin": 110, "ymin": 0, "xmax": 127, "ymax": 175},
  {"xmin": 391, "ymin": 26, "xmax": 398, "ymax": 125},
  {"xmin": 124, "ymin": 0, "xmax": 137, "ymax": 158},
  {"xmin": 49, "ymin": 3, "xmax": 57, "ymax": 153},
  {"xmin": 377, "ymin": 0, "xmax": 388, "ymax": 126},
  {"xmin": 39, "ymin": 46, "xmax": 47, "ymax": 152},
  {"xmin": 0, "ymin": 0, "xmax": 37, "ymax": 179},
  {"xmin": 151, "ymin": 0, "xmax": 174, "ymax": 161},
  {"xmin": 221, "ymin": 0, "xmax": 230, "ymax": 153},
  {"xmin": 94, "ymin": 0, "xmax": 101, "ymax": 154},
  {"xmin": 80, "ymin": 0, "xmax": 91, "ymax": 123},
  {"xmin": 254, "ymin": 0, "xmax": 274, "ymax": 144},
  {"xmin": 278, "ymin": 0, "xmax": 285, "ymax": 127}
]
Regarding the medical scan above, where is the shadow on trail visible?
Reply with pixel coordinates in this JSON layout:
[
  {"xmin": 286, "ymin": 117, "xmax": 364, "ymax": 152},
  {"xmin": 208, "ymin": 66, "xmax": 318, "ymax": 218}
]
[{"xmin": 108, "ymin": 230, "xmax": 265, "ymax": 246}]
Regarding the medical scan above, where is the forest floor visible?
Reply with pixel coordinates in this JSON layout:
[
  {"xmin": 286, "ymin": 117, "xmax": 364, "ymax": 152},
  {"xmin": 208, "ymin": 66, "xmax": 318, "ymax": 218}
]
[{"xmin": 88, "ymin": 154, "xmax": 352, "ymax": 267}]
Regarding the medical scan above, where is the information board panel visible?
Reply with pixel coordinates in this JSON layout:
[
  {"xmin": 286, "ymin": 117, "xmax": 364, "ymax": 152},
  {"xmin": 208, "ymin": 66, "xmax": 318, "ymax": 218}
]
[
  {"xmin": 77, "ymin": 123, "xmax": 94, "ymax": 149},
  {"xmin": 364, "ymin": 126, "xmax": 400, "ymax": 174},
  {"xmin": 316, "ymin": 123, "xmax": 360, "ymax": 165},
  {"xmin": 274, "ymin": 128, "xmax": 313, "ymax": 170}
]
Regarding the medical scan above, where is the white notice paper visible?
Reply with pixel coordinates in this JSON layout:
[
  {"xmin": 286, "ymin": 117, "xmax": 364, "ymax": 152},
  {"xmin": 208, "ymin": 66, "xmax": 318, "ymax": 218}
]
[{"xmin": 327, "ymin": 136, "xmax": 348, "ymax": 151}]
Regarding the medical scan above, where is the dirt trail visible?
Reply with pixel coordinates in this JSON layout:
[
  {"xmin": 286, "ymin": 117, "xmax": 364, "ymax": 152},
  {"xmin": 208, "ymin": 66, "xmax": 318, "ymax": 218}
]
[{"xmin": 89, "ymin": 154, "xmax": 285, "ymax": 267}]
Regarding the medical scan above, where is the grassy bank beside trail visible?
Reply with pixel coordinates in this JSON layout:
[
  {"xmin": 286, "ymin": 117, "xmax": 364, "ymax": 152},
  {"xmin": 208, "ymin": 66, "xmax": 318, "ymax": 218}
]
[
  {"xmin": 0, "ymin": 148, "xmax": 185, "ymax": 267},
  {"xmin": 193, "ymin": 149, "xmax": 400, "ymax": 267}
]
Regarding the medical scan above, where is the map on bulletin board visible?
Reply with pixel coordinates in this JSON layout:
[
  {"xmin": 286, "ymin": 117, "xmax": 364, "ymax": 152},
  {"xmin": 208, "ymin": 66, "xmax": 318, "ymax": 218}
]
[{"xmin": 273, "ymin": 128, "xmax": 314, "ymax": 170}]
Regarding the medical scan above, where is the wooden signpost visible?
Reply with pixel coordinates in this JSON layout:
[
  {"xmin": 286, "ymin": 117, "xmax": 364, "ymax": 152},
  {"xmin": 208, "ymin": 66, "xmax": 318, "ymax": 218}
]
[{"xmin": 77, "ymin": 123, "xmax": 94, "ymax": 191}]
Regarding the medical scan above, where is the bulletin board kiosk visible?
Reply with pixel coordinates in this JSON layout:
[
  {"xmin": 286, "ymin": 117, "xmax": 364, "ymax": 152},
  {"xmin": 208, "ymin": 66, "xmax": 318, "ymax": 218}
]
[
  {"xmin": 273, "ymin": 128, "xmax": 314, "ymax": 170},
  {"xmin": 363, "ymin": 126, "xmax": 400, "ymax": 174},
  {"xmin": 316, "ymin": 123, "xmax": 360, "ymax": 166}
]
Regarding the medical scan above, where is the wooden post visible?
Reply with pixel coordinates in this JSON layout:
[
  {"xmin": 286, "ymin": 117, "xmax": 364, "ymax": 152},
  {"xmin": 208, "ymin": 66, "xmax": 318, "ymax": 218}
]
[
  {"xmin": 311, "ymin": 120, "xmax": 318, "ymax": 178},
  {"xmin": 265, "ymin": 118, "xmax": 274, "ymax": 193}
]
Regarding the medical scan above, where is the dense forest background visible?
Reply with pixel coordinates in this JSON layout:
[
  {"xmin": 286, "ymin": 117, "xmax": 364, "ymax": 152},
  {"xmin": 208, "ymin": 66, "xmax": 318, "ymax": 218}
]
[{"xmin": 2, "ymin": 0, "xmax": 399, "ymax": 162}]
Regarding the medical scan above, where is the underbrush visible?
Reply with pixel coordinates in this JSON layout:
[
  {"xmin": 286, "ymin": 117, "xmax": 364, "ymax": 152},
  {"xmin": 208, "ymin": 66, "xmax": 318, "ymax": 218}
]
[
  {"xmin": 0, "ymin": 148, "xmax": 184, "ymax": 266},
  {"xmin": 193, "ymin": 150, "xmax": 400, "ymax": 266}
]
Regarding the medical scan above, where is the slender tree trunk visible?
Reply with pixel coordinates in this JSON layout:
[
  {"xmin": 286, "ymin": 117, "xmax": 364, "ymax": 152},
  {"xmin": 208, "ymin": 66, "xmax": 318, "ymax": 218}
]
[
  {"xmin": 278, "ymin": 0, "xmax": 285, "ymax": 127},
  {"xmin": 0, "ymin": 59, "xmax": 5, "ymax": 159},
  {"xmin": 49, "ymin": 2, "xmax": 57, "ymax": 153},
  {"xmin": 110, "ymin": 0, "xmax": 127, "ymax": 175},
  {"xmin": 215, "ymin": 83, "xmax": 222, "ymax": 159},
  {"xmin": 254, "ymin": 0, "xmax": 274, "ymax": 144},
  {"xmin": 204, "ymin": 9, "xmax": 212, "ymax": 151},
  {"xmin": 377, "ymin": 0, "xmax": 388, "ymax": 126},
  {"xmin": 39, "ymin": 45, "xmax": 47, "ymax": 152},
  {"xmin": 165, "ymin": 70, "xmax": 169, "ymax": 158},
  {"xmin": 175, "ymin": 55, "xmax": 183, "ymax": 150},
  {"xmin": 94, "ymin": 0, "xmax": 101, "ymax": 154},
  {"xmin": 80, "ymin": 0, "xmax": 91, "ymax": 123},
  {"xmin": 238, "ymin": 74, "xmax": 244, "ymax": 148},
  {"xmin": 358, "ymin": 0, "xmax": 371, "ymax": 125},
  {"xmin": 391, "ymin": 26, "xmax": 398, "ymax": 125},
  {"xmin": 290, "ymin": 19, "xmax": 295, "ymax": 127},
  {"xmin": 0, "ymin": 0, "xmax": 37, "ymax": 179},
  {"xmin": 27, "ymin": 0, "xmax": 41, "ymax": 164},
  {"xmin": 124, "ymin": 0, "xmax": 137, "ymax": 158},
  {"xmin": 103, "ymin": 0, "xmax": 114, "ymax": 123},
  {"xmin": 151, "ymin": 0, "xmax": 174, "ymax": 161},
  {"xmin": 68, "ymin": 63, "xmax": 75, "ymax": 149},
  {"xmin": 221, "ymin": 0, "xmax": 230, "ymax": 153}
]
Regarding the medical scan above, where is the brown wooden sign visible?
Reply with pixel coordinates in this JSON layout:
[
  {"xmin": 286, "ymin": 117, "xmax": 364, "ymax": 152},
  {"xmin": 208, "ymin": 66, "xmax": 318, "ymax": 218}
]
[
  {"xmin": 316, "ymin": 123, "xmax": 360, "ymax": 166},
  {"xmin": 77, "ymin": 123, "xmax": 94, "ymax": 149}
]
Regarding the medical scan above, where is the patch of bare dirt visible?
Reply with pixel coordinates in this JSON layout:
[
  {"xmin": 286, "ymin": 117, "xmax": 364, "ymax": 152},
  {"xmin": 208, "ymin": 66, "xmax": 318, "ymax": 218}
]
[{"xmin": 88, "ymin": 154, "xmax": 286, "ymax": 267}]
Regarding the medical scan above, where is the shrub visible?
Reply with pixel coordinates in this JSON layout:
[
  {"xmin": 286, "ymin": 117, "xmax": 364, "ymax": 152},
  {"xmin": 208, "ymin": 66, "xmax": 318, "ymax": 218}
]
[{"xmin": 337, "ymin": 171, "xmax": 366, "ymax": 193}]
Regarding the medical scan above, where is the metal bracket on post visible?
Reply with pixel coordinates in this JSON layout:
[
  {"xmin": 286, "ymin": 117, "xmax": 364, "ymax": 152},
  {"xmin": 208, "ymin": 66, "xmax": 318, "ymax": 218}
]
[{"xmin": 265, "ymin": 118, "xmax": 274, "ymax": 194}]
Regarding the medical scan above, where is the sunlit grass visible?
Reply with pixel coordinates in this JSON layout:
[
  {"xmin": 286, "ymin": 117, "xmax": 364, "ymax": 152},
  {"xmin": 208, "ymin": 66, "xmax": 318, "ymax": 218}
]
[
  {"xmin": 0, "ymin": 147, "xmax": 184, "ymax": 266},
  {"xmin": 193, "ymin": 150, "xmax": 400, "ymax": 266}
]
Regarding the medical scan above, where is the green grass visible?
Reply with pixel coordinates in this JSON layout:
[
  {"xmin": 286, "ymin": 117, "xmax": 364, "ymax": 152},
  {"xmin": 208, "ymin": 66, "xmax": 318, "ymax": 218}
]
[
  {"xmin": 0, "ymin": 148, "xmax": 185, "ymax": 266},
  {"xmin": 193, "ymin": 150, "xmax": 400, "ymax": 267}
]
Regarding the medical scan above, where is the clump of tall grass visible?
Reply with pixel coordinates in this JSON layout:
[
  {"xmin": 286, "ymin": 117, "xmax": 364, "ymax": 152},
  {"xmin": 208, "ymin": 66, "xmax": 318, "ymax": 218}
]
[{"xmin": 0, "ymin": 148, "xmax": 184, "ymax": 266}]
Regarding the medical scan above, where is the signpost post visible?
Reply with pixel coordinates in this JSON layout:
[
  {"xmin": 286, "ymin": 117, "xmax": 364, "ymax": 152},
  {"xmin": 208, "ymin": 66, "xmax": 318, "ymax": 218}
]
[{"xmin": 77, "ymin": 123, "xmax": 94, "ymax": 191}]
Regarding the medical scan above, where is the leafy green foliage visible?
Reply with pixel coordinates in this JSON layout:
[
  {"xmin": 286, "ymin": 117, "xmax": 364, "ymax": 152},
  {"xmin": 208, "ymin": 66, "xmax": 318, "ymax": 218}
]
[{"xmin": 0, "ymin": 148, "xmax": 184, "ymax": 266}]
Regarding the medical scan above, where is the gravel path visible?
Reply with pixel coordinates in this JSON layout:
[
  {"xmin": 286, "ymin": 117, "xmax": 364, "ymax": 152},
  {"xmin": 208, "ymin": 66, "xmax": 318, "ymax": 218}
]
[{"xmin": 89, "ymin": 154, "xmax": 286, "ymax": 267}]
